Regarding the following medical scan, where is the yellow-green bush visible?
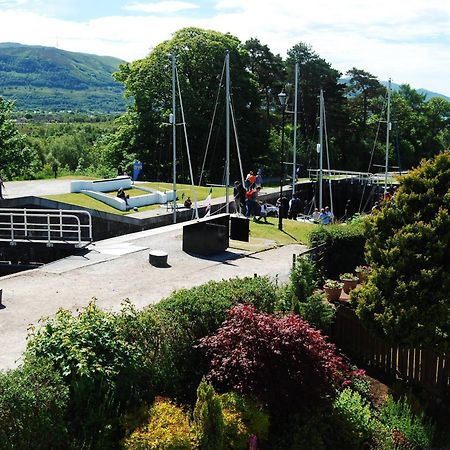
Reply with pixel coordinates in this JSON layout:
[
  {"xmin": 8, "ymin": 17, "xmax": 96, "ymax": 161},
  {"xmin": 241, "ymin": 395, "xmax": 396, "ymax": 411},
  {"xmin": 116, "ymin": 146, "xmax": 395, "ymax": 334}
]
[
  {"xmin": 219, "ymin": 392, "xmax": 269, "ymax": 449},
  {"xmin": 123, "ymin": 398, "xmax": 196, "ymax": 450}
]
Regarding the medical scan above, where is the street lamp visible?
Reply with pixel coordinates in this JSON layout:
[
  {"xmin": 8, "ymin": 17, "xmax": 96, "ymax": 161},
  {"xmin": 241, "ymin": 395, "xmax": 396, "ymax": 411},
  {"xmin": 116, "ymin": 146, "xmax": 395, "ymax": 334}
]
[{"xmin": 278, "ymin": 89, "xmax": 287, "ymax": 231}]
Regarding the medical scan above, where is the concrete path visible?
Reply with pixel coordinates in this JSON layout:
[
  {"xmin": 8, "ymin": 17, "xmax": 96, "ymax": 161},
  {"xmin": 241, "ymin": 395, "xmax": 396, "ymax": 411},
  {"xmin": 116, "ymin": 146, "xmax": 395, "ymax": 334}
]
[
  {"xmin": 0, "ymin": 220, "xmax": 307, "ymax": 370},
  {"xmin": 2, "ymin": 178, "xmax": 74, "ymax": 198}
]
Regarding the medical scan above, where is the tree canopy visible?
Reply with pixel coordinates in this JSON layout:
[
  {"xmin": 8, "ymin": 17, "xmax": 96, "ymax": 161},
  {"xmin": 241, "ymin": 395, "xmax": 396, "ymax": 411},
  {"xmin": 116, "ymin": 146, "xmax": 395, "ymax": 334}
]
[
  {"xmin": 111, "ymin": 27, "xmax": 262, "ymax": 184},
  {"xmin": 0, "ymin": 97, "xmax": 39, "ymax": 179},
  {"xmin": 0, "ymin": 28, "xmax": 448, "ymax": 183}
]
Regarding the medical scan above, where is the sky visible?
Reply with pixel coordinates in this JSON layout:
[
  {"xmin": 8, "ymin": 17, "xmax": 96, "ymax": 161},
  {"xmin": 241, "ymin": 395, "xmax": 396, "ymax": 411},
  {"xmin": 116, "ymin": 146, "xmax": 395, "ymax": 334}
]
[{"xmin": 0, "ymin": 0, "xmax": 449, "ymax": 96}]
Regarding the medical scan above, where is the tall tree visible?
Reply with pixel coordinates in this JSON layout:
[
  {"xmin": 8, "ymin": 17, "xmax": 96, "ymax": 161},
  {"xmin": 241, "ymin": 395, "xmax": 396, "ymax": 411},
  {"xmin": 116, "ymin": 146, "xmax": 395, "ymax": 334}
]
[
  {"xmin": 245, "ymin": 38, "xmax": 285, "ymax": 124},
  {"xmin": 285, "ymin": 43, "xmax": 347, "ymax": 173},
  {"xmin": 112, "ymin": 27, "xmax": 262, "ymax": 183},
  {"xmin": 346, "ymin": 68, "xmax": 384, "ymax": 129},
  {"xmin": 344, "ymin": 68, "xmax": 385, "ymax": 171}
]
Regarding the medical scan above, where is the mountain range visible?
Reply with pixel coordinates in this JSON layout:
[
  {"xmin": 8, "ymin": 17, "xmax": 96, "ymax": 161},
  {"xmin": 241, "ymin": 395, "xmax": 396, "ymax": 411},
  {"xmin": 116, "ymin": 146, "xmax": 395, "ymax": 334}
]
[
  {"xmin": 378, "ymin": 80, "xmax": 450, "ymax": 102},
  {"xmin": 0, "ymin": 43, "xmax": 448, "ymax": 114},
  {"xmin": 0, "ymin": 43, "xmax": 127, "ymax": 113}
]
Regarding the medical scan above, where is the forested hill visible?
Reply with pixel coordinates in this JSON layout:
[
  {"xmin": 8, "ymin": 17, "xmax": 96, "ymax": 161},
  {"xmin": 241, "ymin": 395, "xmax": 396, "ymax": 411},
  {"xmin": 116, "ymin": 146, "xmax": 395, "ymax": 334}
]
[{"xmin": 0, "ymin": 43, "xmax": 127, "ymax": 113}]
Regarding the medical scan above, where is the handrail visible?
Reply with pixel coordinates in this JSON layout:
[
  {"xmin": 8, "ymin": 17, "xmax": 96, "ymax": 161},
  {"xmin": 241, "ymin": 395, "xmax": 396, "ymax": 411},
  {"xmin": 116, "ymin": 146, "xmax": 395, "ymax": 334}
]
[
  {"xmin": 308, "ymin": 168, "xmax": 407, "ymax": 183},
  {"xmin": 0, "ymin": 209, "xmax": 92, "ymax": 247}
]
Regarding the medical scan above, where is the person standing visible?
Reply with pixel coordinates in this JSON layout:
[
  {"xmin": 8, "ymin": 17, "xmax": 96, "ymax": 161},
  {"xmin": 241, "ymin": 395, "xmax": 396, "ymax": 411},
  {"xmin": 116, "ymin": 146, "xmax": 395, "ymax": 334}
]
[
  {"xmin": 255, "ymin": 169, "xmax": 263, "ymax": 187},
  {"xmin": 52, "ymin": 162, "xmax": 58, "ymax": 179},
  {"xmin": 344, "ymin": 199, "xmax": 352, "ymax": 221},
  {"xmin": 288, "ymin": 193, "xmax": 302, "ymax": 220},
  {"xmin": 245, "ymin": 184, "xmax": 257, "ymax": 217},
  {"xmin": 233, "ymin": 181, "xmax": 247, "ymax": 215},
  {"xmin": 245, "ymin": 171, "xmax": 256, "ymax": 189}
]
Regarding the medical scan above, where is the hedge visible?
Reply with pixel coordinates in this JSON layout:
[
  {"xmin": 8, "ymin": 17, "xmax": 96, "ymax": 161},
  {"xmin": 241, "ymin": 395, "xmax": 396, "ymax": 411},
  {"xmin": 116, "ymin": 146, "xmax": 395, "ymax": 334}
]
[{"xmin": 309, "ymin": 222, "xmax": 366, "ymax": 279}]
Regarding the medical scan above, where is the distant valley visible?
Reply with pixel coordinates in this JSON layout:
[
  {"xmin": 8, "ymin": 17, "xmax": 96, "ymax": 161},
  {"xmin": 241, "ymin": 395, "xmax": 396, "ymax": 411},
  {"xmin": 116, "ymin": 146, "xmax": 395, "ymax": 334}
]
[{"xmin": 0, "ymin": 43, "xmax": 127, "ymax": 113}]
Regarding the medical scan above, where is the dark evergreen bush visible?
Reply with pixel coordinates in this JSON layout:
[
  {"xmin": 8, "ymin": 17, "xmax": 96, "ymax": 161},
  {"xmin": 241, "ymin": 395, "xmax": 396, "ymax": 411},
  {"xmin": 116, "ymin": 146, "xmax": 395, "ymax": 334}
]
[
  {"xmin": 309, "ymin": 222, "xmax": 366, "ymax": 279},
  {"xmin": 352, "ymin": 152, "xmax": 450, "ymax": 353}
]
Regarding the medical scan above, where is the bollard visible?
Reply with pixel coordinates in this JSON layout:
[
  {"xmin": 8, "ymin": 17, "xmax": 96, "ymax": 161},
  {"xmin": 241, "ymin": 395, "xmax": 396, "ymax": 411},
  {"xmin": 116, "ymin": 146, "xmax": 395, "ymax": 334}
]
[{"xmin": 149, "ymin": 250, "xmax": 168, "ymax": 267}]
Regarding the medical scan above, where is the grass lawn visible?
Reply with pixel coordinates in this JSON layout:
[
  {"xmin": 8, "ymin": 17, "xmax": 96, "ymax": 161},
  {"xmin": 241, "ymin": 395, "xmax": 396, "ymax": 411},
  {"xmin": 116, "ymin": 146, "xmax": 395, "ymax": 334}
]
[
  {"xmin": 249, "ymin": 217, "xmax": 315, "ymax": 246},
  {"xmin": 42, "ymin": 182, "xmax": 227, "ymax": 215},
  {"xmin": 137, "ymin": 182, "xmax": 227, "ymax": 200}
]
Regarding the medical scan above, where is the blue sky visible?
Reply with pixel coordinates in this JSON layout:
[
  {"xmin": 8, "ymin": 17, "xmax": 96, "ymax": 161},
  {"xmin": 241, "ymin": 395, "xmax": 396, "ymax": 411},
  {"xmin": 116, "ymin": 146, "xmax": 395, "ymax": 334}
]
[{"xmin": 0, "ymin": 0, "xmax": 449, "ymax": 96}]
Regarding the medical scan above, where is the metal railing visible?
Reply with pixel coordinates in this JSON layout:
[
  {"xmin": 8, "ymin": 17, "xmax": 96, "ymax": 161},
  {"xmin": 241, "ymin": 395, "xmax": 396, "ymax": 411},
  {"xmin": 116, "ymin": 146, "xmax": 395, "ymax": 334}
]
[
  {"xmin": 308, "ymin": 169, "xmax": 408, "ymax": 184},
  {"xmin": 0, "ymin": 209, "xmax": 92, "ymax": 247}
]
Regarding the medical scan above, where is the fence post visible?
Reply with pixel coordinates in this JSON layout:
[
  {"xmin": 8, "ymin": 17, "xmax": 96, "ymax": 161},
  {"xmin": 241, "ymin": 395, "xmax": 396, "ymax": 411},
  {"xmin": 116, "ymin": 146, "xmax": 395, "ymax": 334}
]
[
  {"xmin": 24, "ymin": 208, "xmax": 28, "ymax": 237},
  {"xmin": 46, "ymin": 214, "xmax": 53, "ymax": 247},
  {"xmin": 10, "ymin": 214, "xmax": 16, "ymax": 245}
]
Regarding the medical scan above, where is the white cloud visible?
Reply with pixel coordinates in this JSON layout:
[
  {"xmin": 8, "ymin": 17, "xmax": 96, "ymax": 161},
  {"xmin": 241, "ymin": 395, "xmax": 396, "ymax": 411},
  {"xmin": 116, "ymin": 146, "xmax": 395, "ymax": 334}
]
[
  {"xmin": 0, "ymin": 0, "xmax": 28, "ymax": 5},
  {"xmin": 0, "ymin": 0, "xmax": 448, "ymax": 96},
  {"xmin": 124, "ymin": 1, "xmax": 197, "ymax": 14}
]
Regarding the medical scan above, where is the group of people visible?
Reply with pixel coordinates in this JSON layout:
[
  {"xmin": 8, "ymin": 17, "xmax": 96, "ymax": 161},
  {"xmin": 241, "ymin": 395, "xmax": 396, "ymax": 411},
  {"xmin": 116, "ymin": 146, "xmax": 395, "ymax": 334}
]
[
  {"xmin": 311, "ymin": 206, "xmax": 334, "ymax": 225},
  {"xmin": 233, "ymin": 170, "xmax": 268, "ymax": 221}
]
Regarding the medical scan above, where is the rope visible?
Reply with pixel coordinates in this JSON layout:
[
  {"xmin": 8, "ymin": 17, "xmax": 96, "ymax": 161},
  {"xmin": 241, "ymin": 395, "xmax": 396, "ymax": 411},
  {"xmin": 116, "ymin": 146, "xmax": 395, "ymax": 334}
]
[
  {"xmin": 323, "ymin": 101, "xmax": 334, "ymax": 215},
  {"xmin": 358, "ymin": 92, "xmax": 388, "ymax": 213},
  {"xmin": 198, "ymin": 57, "xmax": 226, "ymax": 187},
  {"xmin": 176, "ymin": 65, "xmax": 199, "ymax": 219},
  {"xmin": 229, "ymin": 96, "xmax": 245, "ymax": 185}
]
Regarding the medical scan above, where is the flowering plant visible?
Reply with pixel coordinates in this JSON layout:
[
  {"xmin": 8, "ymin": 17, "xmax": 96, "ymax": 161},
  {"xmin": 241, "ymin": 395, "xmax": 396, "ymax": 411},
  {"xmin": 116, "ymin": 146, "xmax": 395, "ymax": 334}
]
[
  {"xmin": 355, "ymin": 265, "xmax": 371, "ymax": 274},
  {"xmin": 339, "ymin": 273, "xmax": 359, "ymax": 281},
  {"xmin": 323, "ymin": 279, "xmax": 343, "ymax": 289}
]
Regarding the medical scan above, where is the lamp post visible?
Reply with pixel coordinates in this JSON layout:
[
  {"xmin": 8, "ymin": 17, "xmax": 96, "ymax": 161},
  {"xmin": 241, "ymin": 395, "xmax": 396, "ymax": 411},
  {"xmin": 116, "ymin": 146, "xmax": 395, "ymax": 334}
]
[{"xmin": 278, "ymin": 89, "xmax": 287, "ymax": 231}]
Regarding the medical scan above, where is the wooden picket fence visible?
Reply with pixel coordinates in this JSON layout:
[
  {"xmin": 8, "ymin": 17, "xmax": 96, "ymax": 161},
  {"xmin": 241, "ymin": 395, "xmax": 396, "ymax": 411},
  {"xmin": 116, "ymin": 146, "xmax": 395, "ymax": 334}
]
[{"xmin": 332, "ymin": 306, "xmax": 450, "ymax": 398}]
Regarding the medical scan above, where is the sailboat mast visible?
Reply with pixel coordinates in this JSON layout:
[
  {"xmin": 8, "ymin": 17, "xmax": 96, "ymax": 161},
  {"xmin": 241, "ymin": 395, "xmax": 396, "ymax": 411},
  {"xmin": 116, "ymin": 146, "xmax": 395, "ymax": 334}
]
[
  {"xmin": 319, "ymin": 89, "xmax": 324, "ymax": 210},
  {"xmin": 171, "ymin": 53, "xmax": 177, "ymax": 223},
  {"xmin": 384, "ymin": 78, "xmax": 391, "ymax": 194},
  {"xmin": 292, "ymin": 62, "xmax": 299, "ymax": 198},
  {"xmin": 225, "ymin": 50, "xmax": 230, "ymax": 213}
]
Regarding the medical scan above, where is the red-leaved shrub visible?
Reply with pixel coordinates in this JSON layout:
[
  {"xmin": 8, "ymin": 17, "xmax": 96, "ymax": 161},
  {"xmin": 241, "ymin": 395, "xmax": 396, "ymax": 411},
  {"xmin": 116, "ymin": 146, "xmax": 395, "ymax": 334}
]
[{"xmin": 199, "ymin": 304, "xmax": 350, "ymax": 412}]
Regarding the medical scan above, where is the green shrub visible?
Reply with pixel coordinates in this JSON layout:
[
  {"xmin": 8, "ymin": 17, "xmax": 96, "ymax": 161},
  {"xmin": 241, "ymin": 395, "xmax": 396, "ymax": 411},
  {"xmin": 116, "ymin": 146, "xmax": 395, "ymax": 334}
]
[
  {"xmin": 0, "ymin": 358, "xmax": 69, "ymax": 450},
  {"xmin": 378, "ymin": 395, "xmax": 435, "ymax": 449},
  {"xmin": 275, "ymin": 256, "xmax": 320, "ymax": 316},
  {"xmin": 347, "ymin": 368, "xmax": 371, "ymax": 401},
  {"xmin": 352, "ymin": 153, "xmax": 450, "ymax": 353},
  {"xmin": 122, "ymin": 398, "xmax": 196, "ymax": 450},
  {"xmin": 193, "ymin": 378, "xmax": 224, "ymax": 450},
  {"xmin": 219, "ymin": 392, "xmax": 269, "ymax": 449},
  {"xmin": 298, "ymin": 292, "xmax": 336, "ymax": 333},
  {"xmin": 155, "ymin": 277, "xmax": 277, "ymax": 402},
  {"xmin": 24, "ymin": 302, "xmax": 147, "ymax": 448},
  {"xmin": 220, "ymin": 398, "xmax": 248, "ymax": 450},
  {"xmin": 115, "ymin": 302, "xmax": 187, "ymax": 401},
  {"xmin": 274, "ymin": 282, "xmax": 295, "ymax": 312},
  {"xmin": 333, "ymin": 388, "xmax": 378, "ymax": 447},
  {"xmin": 290, "ymin": 255, "xmax": 317, "ymax": 301},
  {"xmin": 309, "ymin": 222, "xmax": 366, "ymax": 279},
  {"xmin": 273, "ymin": 409, "xmax": 333, "ymax": 450}
]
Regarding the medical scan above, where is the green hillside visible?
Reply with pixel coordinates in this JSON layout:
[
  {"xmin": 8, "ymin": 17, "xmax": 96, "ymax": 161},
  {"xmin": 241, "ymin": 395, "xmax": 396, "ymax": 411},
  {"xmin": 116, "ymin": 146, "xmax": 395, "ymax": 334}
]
[{"xmin": 0, "ymin": 43, "xmax": 127, "ymax": 113}]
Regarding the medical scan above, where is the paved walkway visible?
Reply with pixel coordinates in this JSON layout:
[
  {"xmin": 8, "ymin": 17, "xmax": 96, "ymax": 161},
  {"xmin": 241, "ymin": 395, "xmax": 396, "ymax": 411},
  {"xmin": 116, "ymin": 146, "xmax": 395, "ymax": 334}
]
[
  {"xmin": 0, "ymin": 220, "xmax": 307, "ymax": 370},
  {"xmin": 2, "ymin": 178, "xmax": 73, "ymax": 198}
]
